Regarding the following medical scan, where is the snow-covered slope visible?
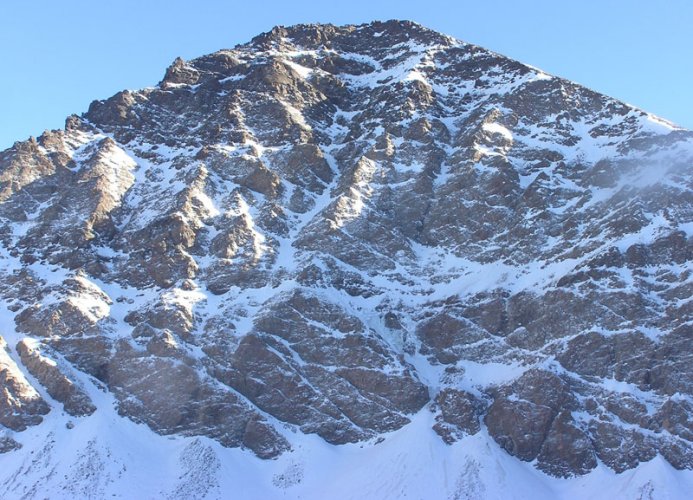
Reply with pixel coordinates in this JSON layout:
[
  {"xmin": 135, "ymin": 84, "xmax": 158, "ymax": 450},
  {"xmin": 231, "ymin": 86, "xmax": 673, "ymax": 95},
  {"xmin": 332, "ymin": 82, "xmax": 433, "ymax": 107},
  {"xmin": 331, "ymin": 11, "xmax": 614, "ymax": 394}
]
[{"xmin": 2, "ymin": 20, "xmax": 693, "ymax": 498}]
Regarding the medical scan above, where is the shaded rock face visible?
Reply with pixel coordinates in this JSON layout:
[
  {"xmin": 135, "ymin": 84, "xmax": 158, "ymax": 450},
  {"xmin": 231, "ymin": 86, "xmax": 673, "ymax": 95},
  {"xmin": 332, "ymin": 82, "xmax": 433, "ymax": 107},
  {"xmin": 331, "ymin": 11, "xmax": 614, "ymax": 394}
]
[
  {"xmin": 483, "ymin": 370, "xmax": 598, "ymax": 477},
  {"xmin": 105, "ymin": 342, "xmax": 290, "ymax": 457},
  {"xmin": 537, "ymin": 411, "xmax": 597, "ymax": 477},
  {"xmin": 230, "ymin": 290, "xmax": 429, "ymax": 444},
  {"xmin": 483, "ymin": 369, "xmax": 693, "ymax": 477},
  {"xmin": 1, "ymin": 20, "xmax": 693, "ymax": 476},
  {"xmin": 432, "ymin": 389, "xmax": 485, "ymax": 443},
  {"xmin": 485, "ymin": 370, "xmax": 574, "ymax": 462},
  {"xmin": 0, "ymin": 436, "xmax": 21, "ymax": 454}
]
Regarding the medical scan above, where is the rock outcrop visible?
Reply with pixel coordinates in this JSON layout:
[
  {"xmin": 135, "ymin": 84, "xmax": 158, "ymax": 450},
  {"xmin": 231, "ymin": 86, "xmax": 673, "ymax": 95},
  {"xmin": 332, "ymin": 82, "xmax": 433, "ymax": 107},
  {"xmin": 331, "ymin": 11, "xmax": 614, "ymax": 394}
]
[
  {"xmin": 15, "ymin": 340, "xmax": 96, "ymax": 417},
  {"xmin": 0, "ymin": 337, "xmax": 49, "ymax": 431},
  {"xmin": 1, "ymin": 20, "xmax": 693, "ymax": 478}
]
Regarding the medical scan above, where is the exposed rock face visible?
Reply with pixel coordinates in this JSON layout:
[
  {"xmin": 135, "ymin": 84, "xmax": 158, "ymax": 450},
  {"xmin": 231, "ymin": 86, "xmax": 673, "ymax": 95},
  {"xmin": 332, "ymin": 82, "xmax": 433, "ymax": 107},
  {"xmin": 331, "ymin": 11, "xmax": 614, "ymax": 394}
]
[
  {"xmin": 432, "ymin": 389, "xmax": 485, "ymax": 443},
  {"xmin": 0, "ymin": 337, "xmax": 49, "ymax": 431},
  {"xmin": 537, "ymin": 411, "xmax": 597, "ymax": 477},
  {"xmin": 0, "ymin": 435, "xmax": 21, "ymax": 454},
  {"xmin": 106, "ymin": 342, "xmax": 290, "ymax": 457},
  {"xmin": 485, "ymin": 370, "xmax": 575, "ymax": 462},
  {"xmin": 15, "ymin": 340, "xmax": 96, "ymax": 417},
  {"xmin": 1, "ymin": 20, "xmax": 693, "ymax": 478}
]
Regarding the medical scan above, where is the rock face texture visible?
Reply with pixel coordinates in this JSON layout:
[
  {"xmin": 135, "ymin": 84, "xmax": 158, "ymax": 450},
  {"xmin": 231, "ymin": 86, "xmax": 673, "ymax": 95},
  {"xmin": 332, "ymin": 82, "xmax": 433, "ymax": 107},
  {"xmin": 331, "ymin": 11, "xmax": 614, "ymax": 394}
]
[
  {"xmin": 1, "ymin": 20, "xmax": 693, "ymax": 479},
  {"xmin": 15, "ymin": 340, "xmax": 96, "ymax": 417},
  {"xmin": 0, "ymin": 337, "xmax": 49, "ymax": 431}
]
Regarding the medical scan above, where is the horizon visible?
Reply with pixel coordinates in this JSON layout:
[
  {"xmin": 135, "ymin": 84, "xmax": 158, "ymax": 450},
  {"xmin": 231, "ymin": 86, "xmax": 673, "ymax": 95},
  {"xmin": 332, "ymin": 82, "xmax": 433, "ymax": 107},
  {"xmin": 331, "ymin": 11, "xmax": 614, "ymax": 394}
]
[{"xmin": 1, "ymin": 1, "xmax": 691, "ymax": 149}]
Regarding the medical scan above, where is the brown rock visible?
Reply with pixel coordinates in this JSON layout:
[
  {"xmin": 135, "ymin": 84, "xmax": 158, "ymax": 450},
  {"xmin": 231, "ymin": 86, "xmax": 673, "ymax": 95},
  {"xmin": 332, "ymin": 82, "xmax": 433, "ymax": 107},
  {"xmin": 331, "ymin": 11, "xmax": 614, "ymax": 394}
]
[
  {"xmin": 432, "ymin": 389, "xmax": 484, "ymax": 443},
  {"xmin": 16, "ymin": 340, "xmax": 96, "ymax": 417},
  {"xmin": 588, "ymin": 421, "xmax": 657, "ymax": 473},
  {"xmin": 485, "ymin": 370, "xmax": 575, "ymax": 462},
  {"xmin": 0, "ymin": 336, "xmax": 50, "ymax": 431},
  {"xmin": 537, "ymin": 411, "xmax": 597, "ymax": 477},
  {"xmin": 242, "ymin": 416, "xmax": 291, "ymax": 459}
]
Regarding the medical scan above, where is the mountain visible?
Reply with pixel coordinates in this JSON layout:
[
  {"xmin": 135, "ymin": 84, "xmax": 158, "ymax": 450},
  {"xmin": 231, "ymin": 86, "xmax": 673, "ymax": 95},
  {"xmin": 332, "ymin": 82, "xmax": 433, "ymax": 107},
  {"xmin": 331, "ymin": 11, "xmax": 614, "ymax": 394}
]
[{"xmin": 2, "ymin": 19, "xmax": 693, "ymax": 498}]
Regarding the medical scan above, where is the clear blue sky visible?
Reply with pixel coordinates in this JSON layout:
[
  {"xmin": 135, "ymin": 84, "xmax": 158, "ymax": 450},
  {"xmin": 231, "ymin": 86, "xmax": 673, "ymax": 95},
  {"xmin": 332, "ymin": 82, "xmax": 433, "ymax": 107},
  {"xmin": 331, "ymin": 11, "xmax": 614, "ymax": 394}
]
[{"xmin": 1, "ymin": 0, "xmax": 691, "ymax": 150}]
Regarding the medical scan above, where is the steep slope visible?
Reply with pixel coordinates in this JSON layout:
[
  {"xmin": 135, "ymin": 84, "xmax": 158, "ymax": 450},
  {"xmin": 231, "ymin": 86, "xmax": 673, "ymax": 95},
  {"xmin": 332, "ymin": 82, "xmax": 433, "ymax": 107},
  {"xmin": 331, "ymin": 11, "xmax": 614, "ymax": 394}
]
[{"xmin": 1, "ymin": 20, "xmax": 693, "ymax": 497}]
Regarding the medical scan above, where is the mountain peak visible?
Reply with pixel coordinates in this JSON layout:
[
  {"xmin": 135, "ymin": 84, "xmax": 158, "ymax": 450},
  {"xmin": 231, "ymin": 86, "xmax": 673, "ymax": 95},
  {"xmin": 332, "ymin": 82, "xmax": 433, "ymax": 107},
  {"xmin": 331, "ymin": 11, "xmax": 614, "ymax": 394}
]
[
  {"xmin": 1, "ymin": 21, "xmax": 693, "ymax": 498},
  {"xmin": 237, "ymin": 19, "xmax": 457, "ymax": 59}
]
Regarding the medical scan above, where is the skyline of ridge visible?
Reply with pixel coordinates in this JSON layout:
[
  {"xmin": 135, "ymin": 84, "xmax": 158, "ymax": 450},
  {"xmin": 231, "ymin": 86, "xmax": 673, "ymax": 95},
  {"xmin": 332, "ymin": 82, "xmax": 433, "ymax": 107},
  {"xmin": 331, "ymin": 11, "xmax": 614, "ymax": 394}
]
[{"xmin": 1, "ymin": 1, "xmax": 691, "ymax": 149}]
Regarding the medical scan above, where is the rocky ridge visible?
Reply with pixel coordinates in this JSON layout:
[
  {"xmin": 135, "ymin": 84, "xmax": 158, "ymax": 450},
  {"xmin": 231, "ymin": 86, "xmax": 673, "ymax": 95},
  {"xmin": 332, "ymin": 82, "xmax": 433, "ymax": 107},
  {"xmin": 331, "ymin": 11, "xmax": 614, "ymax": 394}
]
[{"xmin": 1, "ymin": 20, "xmax": 693, "ymax": 482}]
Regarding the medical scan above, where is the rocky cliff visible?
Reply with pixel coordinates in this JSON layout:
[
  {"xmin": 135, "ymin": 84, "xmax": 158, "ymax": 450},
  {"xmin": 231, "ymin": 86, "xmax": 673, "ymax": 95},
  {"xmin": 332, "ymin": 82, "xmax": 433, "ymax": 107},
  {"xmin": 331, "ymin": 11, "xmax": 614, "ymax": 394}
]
[{"xmin": 1, "ymin": 20, "xmax": 693, "ymax": 497}]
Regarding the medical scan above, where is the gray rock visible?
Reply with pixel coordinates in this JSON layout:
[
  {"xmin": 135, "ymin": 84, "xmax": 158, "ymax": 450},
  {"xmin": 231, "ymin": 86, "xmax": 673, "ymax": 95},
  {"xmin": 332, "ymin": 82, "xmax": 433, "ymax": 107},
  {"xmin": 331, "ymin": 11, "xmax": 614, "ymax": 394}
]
[
  {"xmin": 432, "ymin": 389, "xmax": 485, "ymax": 443},
  {"xmin": 485, "ymin": 370, "xmax": 575, "ymax": 462},
  {"xmin": 1, "ymin": 20, "xmax": 693, "ymax": 477},
  {"xmin": 537, "ymin": 411, "xmax": 597, "ymax": 477},
  {"xmin": 589, "ymin": 421, "xmax": 658, "ymax": 473},
  {"xmin": 0, "ymin": 436, "xmax": 21, "ymax": 453}
]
